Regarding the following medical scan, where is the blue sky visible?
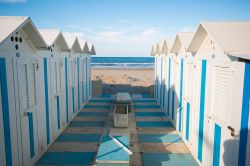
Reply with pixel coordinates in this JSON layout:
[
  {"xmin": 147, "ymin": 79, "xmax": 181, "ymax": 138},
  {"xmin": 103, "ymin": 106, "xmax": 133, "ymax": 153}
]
[{"xmin": 0, "ymin": 0, "xmax": 250, "ymax": 56}]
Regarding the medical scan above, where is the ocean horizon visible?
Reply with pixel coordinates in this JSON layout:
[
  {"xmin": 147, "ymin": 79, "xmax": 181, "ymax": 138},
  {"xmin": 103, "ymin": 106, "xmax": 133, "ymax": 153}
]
[{"xmin": 91, "ymin": 56, "xmax": 155, "ymax": 69}]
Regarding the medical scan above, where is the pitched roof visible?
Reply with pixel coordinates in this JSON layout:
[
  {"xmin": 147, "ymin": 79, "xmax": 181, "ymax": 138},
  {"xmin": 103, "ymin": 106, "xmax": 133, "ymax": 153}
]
[
  {"xmin": 90, "ymin": 44, "xmax": 96, "ymax": 55},
  {"xmin": 155, "ymin": 42, "xmax": 161, "ymax": 55},
  {"xmin": 0, "ymin": 16, "xmax": 47, "ymax": 49},
  {"xmin": 63, "ymin": 33, "xmax": 81, "ymax": 53},
  {"xmin": 188, "ymin": 21, "xmax": 250, "ymax": 59},
  {"xmin": 78, "ymin": 39, "xmax": 90, "ymax": 53},
  {"xmin": 39, "ymin": 29, "xmax": 69, "ymax": 51},
  {"xmin": 150, "ymin": 44, "xmax": 156, "ymax": 56},
  {"xmin": 161, "ymin": 38, "xmax": 175, "ymax": 54},
  {"xmin": 171, "ymin": 32, "xmax": 195, "ymax": 53}
]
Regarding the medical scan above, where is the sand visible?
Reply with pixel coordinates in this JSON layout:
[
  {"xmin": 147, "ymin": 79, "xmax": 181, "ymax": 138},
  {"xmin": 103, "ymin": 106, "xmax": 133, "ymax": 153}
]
[{"xmin": 92, "ymin": 68, "xmax": 154, "ymax": 94}]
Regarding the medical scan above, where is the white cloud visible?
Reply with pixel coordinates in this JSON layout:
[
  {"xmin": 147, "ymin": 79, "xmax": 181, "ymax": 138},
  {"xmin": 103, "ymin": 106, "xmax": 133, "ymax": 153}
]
[
  {"xmin": 179, "ymin": 26, "xmax": 196, "ymax": 32},
  {"xmin": 0, "ymin": 0, "xmax": 26, "ymax": 3},
  {"xmin": 66, "ymin": 24, "xmax": 92, "ymax": 32}
]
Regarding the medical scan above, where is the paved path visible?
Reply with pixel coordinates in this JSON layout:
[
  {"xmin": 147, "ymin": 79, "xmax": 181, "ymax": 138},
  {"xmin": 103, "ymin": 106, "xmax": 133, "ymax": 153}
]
[{"xmin": 36, "ymin": 94, "xmax": 198, "ymax": 166}]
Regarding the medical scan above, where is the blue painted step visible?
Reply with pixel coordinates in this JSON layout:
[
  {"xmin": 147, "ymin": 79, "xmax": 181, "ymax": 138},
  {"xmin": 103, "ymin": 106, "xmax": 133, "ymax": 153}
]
[
  {"xmin": 84, "ymin": 105, "xmax": 111, "ymax": 109},
  {"xmin": 56, "ymin": 133, "xmax": 101, "ymax": 142},
  {"xmin": 136, "ymin": 121, "xmax": 172, "ymax": 128},
  {"xmin": 135, "ymin": 112, "xmax": 166, "ymax": 117},
  {"xmin": 134, "ymin": 105, "xmax": 160, "ymax": 109},
  {"xmin": 69, "ymin": 121, "xmax": 106, "ymax": 127},
  {"xmin": 78, "ymin": 112, "xmax": 108, "ymax": 116},
  {"xmin": 143, "ymin": 153, "xmax": 198, "ymax": 166},
  {"xmin": 138, "ymin": 134, "xmax": 182, "ymax": 143},
  {"xmin": 36, "ymin": 152, "xmax": 95, "ymax": 165}
]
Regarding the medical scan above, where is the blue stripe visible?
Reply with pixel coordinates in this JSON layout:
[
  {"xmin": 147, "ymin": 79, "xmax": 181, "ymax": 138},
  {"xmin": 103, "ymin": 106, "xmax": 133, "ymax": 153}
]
[
  {"xmin": 171, "ymin": 91, "xmax": 175, "ymax": 120},
  {"xmin": 0, "ymin": 58, "xmax": 13, "ymax": 166},
  {"xmin": 65, "ymin": 57, "xmax": 69, "ymax": 123},
  {"xmin": 84, "ymin": 105, "xmax": 111, "ymax": 109},
  {"xmin": 78, "ymin": 112, "xmax": 108, "ymax": 116},
  {"xmin": 162, "ymin": 84, "xmax": 165, "ymax": 108},
  {"xmin": 213, "ymin": 123, "xmax": 221, "ymax": 166},
  {"xmin": 28, "ymin": 112, "xmax": 35, "ymax": 158},
  {"xmin": 167, "ymin": 58, "xmax": 171, "ymax": 117},
  {"xmin": 238, "ymin": 62, "xmax": 250, "ymax": 166},
  {"xmin": 178, "ymin": 59, "xmax": 184, "ymax": 132},
  {"xmin": 56, "ymin": 96, "xmax": 60, "ymax": 130},
  {"xmin": 89, "ymin": 78, "xmax": 91, "ymax": 98},
  {"xmin": 86, "ymin": 58, "xmax": 88, "ymax": 98},
  {"xmin": 72, "ymin": 87, "xmax": 75, "ymax": 114},
  {"xmin": 43, "ymin": 58, "xmax": 50, "ymax": 145},
  {"xmin": 186, "ymin": 102, "xmax": 190, "ymax": 141},
  {"xmin": 198, "ymin": 60, "xmax": 207, "ymax": 162},
  {"xmin": 82, "ymin": 82, "xmax": 84, "ymax": 103},
  {"xmin": 133, "ymin": 99, "xmax": 156, "ymax": 103},
  {"xmin": 77, "ymin": 57, "xmax": 80, "ymax": 110},
  {"xmin": 160, "ymin": 58, "xmax": 163, "ymax": 107}
]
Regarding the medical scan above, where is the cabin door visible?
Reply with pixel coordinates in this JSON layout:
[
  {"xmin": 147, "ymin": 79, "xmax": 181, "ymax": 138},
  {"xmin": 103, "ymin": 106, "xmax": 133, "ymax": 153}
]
[
  {"xmin": 50, "ymin": 58, "xmax": 64, "ymax": 140},
  {"xmin": 69, "ymin": 58, "xmax": 77, "ymax": 119},
  {"xmin": 182, "ymin": 60, "xmax": 195, "ymax": 150},
  {"xmin": 80, "ymin": 58, "xmax": 86, "ymax": 106},
  {"xmin": 207, "ymin": 61, "xmax": 237, "ymax": 166},
  {"xmin": 17, "ymin": 59, "xmax": 39, "ymax": 166}
]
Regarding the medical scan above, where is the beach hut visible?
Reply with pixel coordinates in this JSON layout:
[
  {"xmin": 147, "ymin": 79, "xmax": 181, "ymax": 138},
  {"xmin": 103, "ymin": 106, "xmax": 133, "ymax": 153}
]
[
  {"xmin": 0, "ymin": 16, "xmax": 48, "ymax": 165},
  {"xmin": 63, "ymin": 34, "xmax": 82, "ymax": 121},
  {"xmin": 187, "ymin": 21, "xmax": 250, "ymax": 166},
  {"xmin": 154, "ymin": 43, "xmax": 162, "ymax": 104},
  {"xmin": 86, "ymin": 43, "xmax": 95, "ymax": 100},
  {"xmin": 161, "ymin": 39, "xmax": 175, "ymax": 123},
  {"xmin": 171, "ymin": 32, "xmax": 195, "ymax": 150},
  {"xmin": 78, "ymin": 39, "xmax": 89, "ymax": 107},
  {"xmin": 39, "ymin": 29, "xmax": 69, "ymax": 143},
  {"xmin": 151, "ymin": 44, "xmax": 158, "ymax": 99}
]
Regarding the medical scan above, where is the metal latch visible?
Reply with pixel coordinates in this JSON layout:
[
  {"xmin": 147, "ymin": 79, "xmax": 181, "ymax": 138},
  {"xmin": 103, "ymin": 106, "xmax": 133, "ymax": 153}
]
[
  {"xmin": 228, "ymin": 126, "xmax": 235, "ymax": 137},
  {"xmin": 24, "ymin": 111, "xmax": 31, "ymax": 116}
]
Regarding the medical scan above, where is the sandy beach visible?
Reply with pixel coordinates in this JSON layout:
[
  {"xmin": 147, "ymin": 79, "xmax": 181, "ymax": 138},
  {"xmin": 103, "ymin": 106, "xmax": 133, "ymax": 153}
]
[{"xmin": 92, "ymin": 68, "xmax": 154, "ymax": 94}]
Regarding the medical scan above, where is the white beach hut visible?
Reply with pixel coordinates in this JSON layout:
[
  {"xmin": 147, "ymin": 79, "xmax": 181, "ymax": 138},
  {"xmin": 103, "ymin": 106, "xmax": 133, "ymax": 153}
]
[
  {"xmin": 187, "ymin": 21, "xmax": 250, "ymax": 166},
  {"xmin": 151, "ymin": 44, "xmax": 158, "ymax": 99},
  {"xmin": 39, "ymin": 29, "xmax": 69, "ymax": 142},
  {"xmin": 161, "ymin": 39, "xmax": 175, "ymax": 123},
  {"xmin": 154, "ymin": 43, "xmax": 162, "ymax": 103},
  {"xmin": 0, "ymin": 16, "xmax": 48, "ymax": 166},
  {"xmin": 171, "ymin": 32, "xmax": 195, "ymax": 150},
  {"xmin": 63, "ymin": 34, "xmax": 82, "ymax": 121},
  {"xmin": 78, "ymin": 39, "xmax": 90, "ymax": 107},
  {"xmin": 86, "ymin": 42, "xmax": 95, "ymax": 100}
]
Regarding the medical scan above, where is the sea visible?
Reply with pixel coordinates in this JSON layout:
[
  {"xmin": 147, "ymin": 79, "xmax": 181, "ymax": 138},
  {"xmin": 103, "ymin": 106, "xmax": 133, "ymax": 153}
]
[{"xmin": 91, "ymin": 56, "xmax": 155, "ymax": 69}]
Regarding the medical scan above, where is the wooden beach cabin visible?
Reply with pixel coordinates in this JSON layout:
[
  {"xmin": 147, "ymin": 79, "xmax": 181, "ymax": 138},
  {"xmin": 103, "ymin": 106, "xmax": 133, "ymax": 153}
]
[
  {"xmin": 171, "ymin": 32, "xmax": 195, "ymax": 151},
  {"xmin": 63, "ymin": 34, "xmax": 82, "ymax": 121},
  {"xmin": 187, "ymin": 21, "xmax": 250, "ymax": 166},
  {"xmin": 78, "ymin": 39, "xmax": 89, "ymax": 108},
  {"xmin": 0, "ymin": 16, "xmax": 48, "ymax": 166},
  {"xmin": 39, "ymin": 29, "xmax": 70, "ymax": 143}
]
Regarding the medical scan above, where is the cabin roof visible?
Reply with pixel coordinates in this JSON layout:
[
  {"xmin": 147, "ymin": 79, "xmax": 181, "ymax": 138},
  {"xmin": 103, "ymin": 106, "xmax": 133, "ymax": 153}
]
[
  {"xmin": 39, "ymin": 29, "xmax": 69, "ymax": 51},
  {"xmin": 90, "ymin": 44, "xmax": 96, "ymax": 55},
  {"xmin": 63, "ymin": 33, "xmax": 82, "ymax": 53},
  {"xmin": 171, "ymin": 32, "xmax": 195, "ymax": 54},
  {"xmin": 160, "ymin": 38, "xmax": 175, "ymax": 54},
  {"xmin": 0, "ymin": 16, "xmax": 47, "ymax": 49},
  {"xmin": 188, "ymin": 21, "xmax": 250, "ymax": 59},
  {"xmin": 78, "ymin": 39, "xmax": 90, "ymax": 53}
]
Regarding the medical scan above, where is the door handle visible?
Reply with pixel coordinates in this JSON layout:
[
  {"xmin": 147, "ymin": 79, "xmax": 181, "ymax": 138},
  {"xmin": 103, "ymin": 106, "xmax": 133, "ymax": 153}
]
[
  {"xmin": 228, "ymin": 126, "xmax": 235, "ymax": 137},
  {"xmin": 24, "ymin": 111, "xmax": 31, "ymax": 116}
]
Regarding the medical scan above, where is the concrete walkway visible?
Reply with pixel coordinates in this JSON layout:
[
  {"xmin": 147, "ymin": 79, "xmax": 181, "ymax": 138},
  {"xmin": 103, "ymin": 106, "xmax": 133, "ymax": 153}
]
[{"xmin": 36, "ymin": 94, "xmax": 198, "ymax": 166}]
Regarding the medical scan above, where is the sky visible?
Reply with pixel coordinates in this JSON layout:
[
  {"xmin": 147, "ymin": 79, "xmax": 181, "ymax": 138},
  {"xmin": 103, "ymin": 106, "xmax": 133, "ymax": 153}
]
[{"xmin": 0, "ymin": 0, "xmax": 250, "ymax": 56}]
